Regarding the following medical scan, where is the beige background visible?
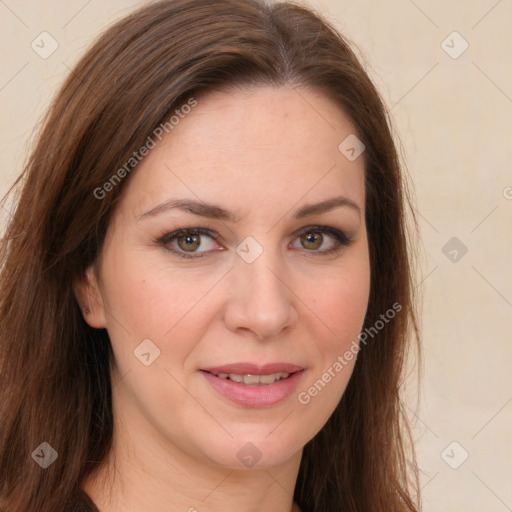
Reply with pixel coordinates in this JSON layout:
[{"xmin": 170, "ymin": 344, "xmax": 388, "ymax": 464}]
[{"xmin": 1, "ymin": 1, "xmax": 511, "ymax": 510}]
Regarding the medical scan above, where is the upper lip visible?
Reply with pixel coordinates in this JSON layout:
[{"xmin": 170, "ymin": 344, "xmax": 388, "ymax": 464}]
[{"xmin": 201, "ymin": 363, "xmax": 304, "ymax": 375}]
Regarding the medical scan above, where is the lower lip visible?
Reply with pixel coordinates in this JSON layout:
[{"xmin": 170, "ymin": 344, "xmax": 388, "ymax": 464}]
[{"xmin": 201, "ymin": 370, "xmax": 304, "ymax": 407}]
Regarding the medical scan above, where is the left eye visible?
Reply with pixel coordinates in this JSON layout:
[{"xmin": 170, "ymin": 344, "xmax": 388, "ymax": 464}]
[
  {"xmin": 290, "ymin": 227, "xmax": 350, "ymax": 254},
  {"xmin": 293, "ymin": 230, "xmax": 331, "ymax": 251}
]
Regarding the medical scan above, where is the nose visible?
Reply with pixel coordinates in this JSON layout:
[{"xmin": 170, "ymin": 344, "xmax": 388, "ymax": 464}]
[{"xmin": 223, "ymin": 250, "xmax": 298, "ymax": 341}]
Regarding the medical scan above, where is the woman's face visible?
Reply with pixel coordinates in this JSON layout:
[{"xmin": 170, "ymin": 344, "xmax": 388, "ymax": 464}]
[{"xmin": 78, "ymin": 85, "xmax": 370, "ymax": 470}]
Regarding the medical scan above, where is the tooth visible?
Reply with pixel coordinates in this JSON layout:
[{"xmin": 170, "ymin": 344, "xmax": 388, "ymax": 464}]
[
  {"xmin": 213, "ymin": 372, "xmax": 292, "ymax": 384},
  {"xmin": 243, "ymin": 375, "xmax": 261, "ymax": 385},
  {"xmin": 259, "ymin": 374, "xmax": 277, "ymax": 384}
]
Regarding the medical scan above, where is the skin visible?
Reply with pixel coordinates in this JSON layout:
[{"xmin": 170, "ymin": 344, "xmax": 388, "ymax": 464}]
[{"xmin": 75, "ymin": 85, "xmax": 370, "ymax": 512}]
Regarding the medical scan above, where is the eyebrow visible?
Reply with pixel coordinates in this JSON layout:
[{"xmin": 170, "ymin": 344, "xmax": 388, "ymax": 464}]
[{"xmin": 137, "ymin": 195, "xmax": 361, "ymax": 222}]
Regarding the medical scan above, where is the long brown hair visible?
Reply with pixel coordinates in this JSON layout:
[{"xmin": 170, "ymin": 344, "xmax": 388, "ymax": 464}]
[{"xmin": 0, "ymin": 0, "xmax": 421, "ymax": 510}]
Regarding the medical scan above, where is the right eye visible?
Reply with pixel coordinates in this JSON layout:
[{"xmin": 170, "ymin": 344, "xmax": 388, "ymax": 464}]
[{"xmin": 158, "ymin": 227, "xmax": 223, "ymax": 259}]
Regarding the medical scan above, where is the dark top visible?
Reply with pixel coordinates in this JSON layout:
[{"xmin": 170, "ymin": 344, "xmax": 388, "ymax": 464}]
[{"xmin": 64, "ymin": 489, "xmax": 100, "ymax": 512}]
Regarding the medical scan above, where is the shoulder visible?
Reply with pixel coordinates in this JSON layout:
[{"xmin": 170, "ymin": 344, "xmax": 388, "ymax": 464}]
[{"xmin": 64, "ymin": 489, "xmax": 100, "ymax": 512}]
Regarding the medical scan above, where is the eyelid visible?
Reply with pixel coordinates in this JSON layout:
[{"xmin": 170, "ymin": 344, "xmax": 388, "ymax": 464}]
[
  {"xmin": 159, "ymin": 227, "xmax": 220, "ymax": 244},
  {"xmin": 292, "ymin": 224, "xmax": 349, "ymax": 241}
]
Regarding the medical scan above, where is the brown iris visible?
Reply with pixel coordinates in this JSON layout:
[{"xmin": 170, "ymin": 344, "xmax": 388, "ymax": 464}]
[
  {"xmin": 177, "ymin": 234, "xmax": 201, "ymax": 252},
  {"xmin": 301, "ymin": 231, "xmax": 323, "ymax": 250}
]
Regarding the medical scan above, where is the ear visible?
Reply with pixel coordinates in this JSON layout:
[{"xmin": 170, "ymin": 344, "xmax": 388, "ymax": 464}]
[{"xmin": 73, "ymin": 264, "xmax": 107, "ymax": 329}]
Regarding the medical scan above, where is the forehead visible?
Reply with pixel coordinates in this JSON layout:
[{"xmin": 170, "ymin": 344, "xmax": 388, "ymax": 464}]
[{"xmin": 119, "ymin": 85, "xmax": 366, "ymax": 220}]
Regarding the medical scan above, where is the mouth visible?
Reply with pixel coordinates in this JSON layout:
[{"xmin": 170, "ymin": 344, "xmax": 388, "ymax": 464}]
[
  {"xmin": 199, "ymin": 363, "xmax": 305, "ymax": 407},
  {"xmin": 205, "ymin": 371, "xmax": 293, "ymax": 385}
]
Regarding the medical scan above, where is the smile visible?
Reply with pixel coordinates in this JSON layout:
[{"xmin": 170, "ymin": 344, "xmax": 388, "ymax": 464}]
[
  {"xmin": 200, "ymin": 364, "xmax": 305, "ymax": 407},
  {"xmin": 210, "ymin": 372, "xmax": 291, "ymax": 385}
]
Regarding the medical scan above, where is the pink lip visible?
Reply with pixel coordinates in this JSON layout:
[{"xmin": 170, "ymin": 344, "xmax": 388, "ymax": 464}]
[
  {"xmin": 201, "ymin": 362, "xmax": 304, "ymax": 375},
  {"xmin": 200, "ymin": 362, "xmax": 305, "ymax": 408}
]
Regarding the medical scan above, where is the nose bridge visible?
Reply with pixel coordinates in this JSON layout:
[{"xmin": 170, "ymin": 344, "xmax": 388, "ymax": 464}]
[
  {"xmin": 225, "ymin": 239, "xmax": 297, "ymax": 339},
  {"xmin": 244, "ymin": 252, "xmax": 286, "ymax": 303}
]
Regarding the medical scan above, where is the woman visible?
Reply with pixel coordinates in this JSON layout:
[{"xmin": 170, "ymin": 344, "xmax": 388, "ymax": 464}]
[{"xmin": 0, "ymin": 0, "xmax": 421, "ymax": 511}]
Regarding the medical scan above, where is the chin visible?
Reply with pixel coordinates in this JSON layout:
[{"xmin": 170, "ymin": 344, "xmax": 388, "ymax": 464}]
[{"xmin": 196, "ymin": 433, "xmax": 302, "ymax": 470}]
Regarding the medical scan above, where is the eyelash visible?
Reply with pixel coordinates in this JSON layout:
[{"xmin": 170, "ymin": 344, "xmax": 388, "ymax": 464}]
[{"xmin": 157, "ymin": 225, "xmax": 352, "ymax": 260}]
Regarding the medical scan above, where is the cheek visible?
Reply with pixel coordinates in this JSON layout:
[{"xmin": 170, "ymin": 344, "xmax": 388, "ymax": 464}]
[
  {"xmin": 294, "ymin": 258, "xmax": 369, "ymax": 431},
  {"xmin": 101, "ymin": 248, "xmax": 224, "ymax": 340},
  {"xmin": 316, "ymin": 274, "xmax": 369, "ymax": 334},
  {"xmin": 99, "ymin": 250, "xmax": 220, "ymax": 414},
  {"xmin": 306, "ymin": 254, "xmax": 370, "ymax": 351}
]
